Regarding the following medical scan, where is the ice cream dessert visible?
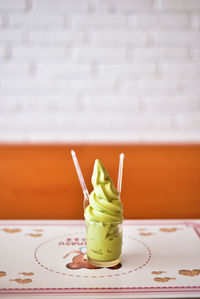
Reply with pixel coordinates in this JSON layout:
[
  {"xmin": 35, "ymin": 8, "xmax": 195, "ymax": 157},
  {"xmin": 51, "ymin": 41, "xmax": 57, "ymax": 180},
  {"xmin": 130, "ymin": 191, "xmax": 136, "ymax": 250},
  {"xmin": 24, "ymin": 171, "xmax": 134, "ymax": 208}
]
[{"xmin": 84, "ymin": 159, "xmax": 123, "ymax": 266}]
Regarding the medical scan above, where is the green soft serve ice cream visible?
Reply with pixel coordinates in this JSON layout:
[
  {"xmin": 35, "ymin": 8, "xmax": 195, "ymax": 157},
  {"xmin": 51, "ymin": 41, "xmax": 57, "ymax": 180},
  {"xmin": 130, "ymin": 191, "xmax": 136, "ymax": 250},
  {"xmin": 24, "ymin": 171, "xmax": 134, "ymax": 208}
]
[{"xmin": 84, "ymin": 159, "xmax": 123, "ymax": 263}]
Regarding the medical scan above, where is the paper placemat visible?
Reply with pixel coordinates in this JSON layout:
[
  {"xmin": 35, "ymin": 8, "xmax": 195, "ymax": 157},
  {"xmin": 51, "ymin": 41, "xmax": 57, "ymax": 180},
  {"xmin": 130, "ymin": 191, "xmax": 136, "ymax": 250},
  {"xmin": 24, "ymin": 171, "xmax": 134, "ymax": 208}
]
[{"xmin": 0, "ymin": 220, "xmax": 200, "ymax": 298}]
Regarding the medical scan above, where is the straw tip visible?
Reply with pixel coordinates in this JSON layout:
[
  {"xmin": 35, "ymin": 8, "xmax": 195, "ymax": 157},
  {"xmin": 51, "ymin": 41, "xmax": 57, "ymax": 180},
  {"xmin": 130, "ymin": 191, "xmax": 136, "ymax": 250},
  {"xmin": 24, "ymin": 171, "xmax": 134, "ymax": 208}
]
[{"xmin": 71, "ymin": 149, "xmax": 75, "ymax": 156}]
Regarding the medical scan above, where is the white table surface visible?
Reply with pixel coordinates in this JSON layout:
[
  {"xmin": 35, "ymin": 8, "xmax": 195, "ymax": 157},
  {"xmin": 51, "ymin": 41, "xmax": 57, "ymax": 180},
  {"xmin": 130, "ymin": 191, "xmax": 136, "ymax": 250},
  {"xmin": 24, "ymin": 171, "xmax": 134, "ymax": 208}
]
[{"xmin": 0, "ymin": 219, "xmax": 200, "ymax": 299}]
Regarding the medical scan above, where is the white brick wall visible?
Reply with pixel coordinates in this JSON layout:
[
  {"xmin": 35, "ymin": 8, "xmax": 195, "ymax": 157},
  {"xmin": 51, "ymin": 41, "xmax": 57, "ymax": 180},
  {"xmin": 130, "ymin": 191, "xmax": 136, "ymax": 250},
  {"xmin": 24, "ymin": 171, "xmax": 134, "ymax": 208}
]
[{"xmin": 0, "ymin": 0, "xmax": 200, "ymax": 143}]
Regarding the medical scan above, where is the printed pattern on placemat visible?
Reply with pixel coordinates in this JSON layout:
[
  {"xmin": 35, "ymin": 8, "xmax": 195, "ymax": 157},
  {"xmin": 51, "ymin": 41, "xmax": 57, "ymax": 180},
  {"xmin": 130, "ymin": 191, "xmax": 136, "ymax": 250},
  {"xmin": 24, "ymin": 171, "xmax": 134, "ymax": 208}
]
[{"xmin": 34, "ymin": 233, "xmax": 151, "ymax": 278}]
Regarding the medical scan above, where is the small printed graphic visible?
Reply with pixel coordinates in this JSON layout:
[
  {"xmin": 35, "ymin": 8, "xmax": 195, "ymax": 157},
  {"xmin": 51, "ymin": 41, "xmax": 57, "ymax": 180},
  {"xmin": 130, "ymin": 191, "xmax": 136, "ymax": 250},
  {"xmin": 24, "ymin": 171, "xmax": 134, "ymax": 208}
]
[
  {"xmin": 0, "ymin": 271, "xmax": 6, "ymax": 278},
  {"xmin": 139, "ymin": 232, "xmax": 155, "ymax": 236},
  {"xmin": 159, "ymin": 228, "xmax": 183, "ymax": 233},
  {"xmin": 154, "ymin": 277, "xmax": 176, "ymax": 282},
  {"xmin": 64, "ymin": 250, "xmax": 99, "ymax": 269},
  {"xmin": 138, "ymin": 228, "xmax": 148, "ymax": 231},
  {"xmin": 10, "ymin": 279, "xmax": 32, "ymax": 284},
  {"xmin": 151, "ymin": 271, "xmax": 167, "ymax": 275},
  {"xmin": 179, "ymin": 269, "xmax": 200, "ymax": 276},
  {"xmin": 26, "ymin": 233, "xmax": 43, "ymax": 237},
  {"xmin": 63, "ymin": 249, "xmax": 122, "ymax": 270},
  {"xmin": 59, "ymin": 237, "xmax": 86, "ymax": 246},
  {"xmin": 19, "ymin": 272, "xmax": 34, "ymax": 276},
  {"xmin": 34, "ymin": 229, "xmax": 43, "ymax": 232},
  {"xmin": 2, "ymin": 228, "xmax": 21, "ymax": 233}
]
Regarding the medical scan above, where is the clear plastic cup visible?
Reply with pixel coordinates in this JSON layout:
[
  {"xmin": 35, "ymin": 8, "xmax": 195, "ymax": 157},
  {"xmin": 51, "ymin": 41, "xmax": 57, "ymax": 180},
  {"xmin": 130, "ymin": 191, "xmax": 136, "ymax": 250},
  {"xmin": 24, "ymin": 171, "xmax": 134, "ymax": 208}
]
[{"xmin": 86, "ymin": 219, "xmax": 122, "ymax": 267}]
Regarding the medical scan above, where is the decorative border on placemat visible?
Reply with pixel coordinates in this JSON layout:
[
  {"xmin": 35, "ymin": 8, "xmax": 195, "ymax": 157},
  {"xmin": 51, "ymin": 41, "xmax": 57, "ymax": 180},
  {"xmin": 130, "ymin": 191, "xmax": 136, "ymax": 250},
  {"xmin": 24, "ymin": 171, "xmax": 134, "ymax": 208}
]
[
  {"xmin": 0, "ymin": 220, "xmax": 200, "ymax": 296},
  {"xmin": 0, "ymin": 286, "xmax": 200, "ymax": 295}
]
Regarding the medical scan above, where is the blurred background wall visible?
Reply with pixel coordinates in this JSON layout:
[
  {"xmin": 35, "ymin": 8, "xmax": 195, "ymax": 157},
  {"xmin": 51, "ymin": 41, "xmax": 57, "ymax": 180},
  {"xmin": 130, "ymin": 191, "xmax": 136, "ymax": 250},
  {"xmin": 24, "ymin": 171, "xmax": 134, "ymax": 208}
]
[{"xmin": 0, "ymin": 0, "xmax": 200, "ymax": 143}]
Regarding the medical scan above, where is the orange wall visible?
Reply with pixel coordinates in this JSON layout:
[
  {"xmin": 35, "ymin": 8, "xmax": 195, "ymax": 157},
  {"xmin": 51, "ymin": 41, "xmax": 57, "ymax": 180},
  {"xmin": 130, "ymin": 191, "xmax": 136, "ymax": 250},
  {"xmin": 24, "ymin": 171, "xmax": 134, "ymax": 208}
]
[{"xmin": 0, "ymin": 144, "xmax": 200, "ymax": 219}]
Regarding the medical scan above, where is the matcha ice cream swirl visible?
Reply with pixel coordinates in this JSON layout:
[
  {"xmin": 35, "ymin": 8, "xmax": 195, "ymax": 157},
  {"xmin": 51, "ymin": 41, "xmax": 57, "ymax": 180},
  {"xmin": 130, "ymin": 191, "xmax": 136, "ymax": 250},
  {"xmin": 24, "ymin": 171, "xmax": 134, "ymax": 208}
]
[{"xmin": 84, "ymin": 159, "xmax": 123, "ymax": 223}]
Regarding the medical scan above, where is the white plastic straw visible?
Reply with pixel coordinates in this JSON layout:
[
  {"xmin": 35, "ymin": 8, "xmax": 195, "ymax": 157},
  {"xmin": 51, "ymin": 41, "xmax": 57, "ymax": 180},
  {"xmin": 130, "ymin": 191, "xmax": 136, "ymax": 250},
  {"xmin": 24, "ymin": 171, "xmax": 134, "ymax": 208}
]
[
  {"xmin": 71, "ymin": 150, "xmax": 90, "ymax": 200},
  {"xmin": 117, "ymin": 153, "xmax": 125, "ymax": 196}
]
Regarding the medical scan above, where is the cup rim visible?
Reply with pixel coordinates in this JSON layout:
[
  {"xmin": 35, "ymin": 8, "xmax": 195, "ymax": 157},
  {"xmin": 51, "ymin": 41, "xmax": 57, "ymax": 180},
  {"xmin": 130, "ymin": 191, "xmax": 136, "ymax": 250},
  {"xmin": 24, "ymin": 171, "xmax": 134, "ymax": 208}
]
[{"xmin": 85, "ymin": 219, "xmax": 122, "ymax": 225}]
